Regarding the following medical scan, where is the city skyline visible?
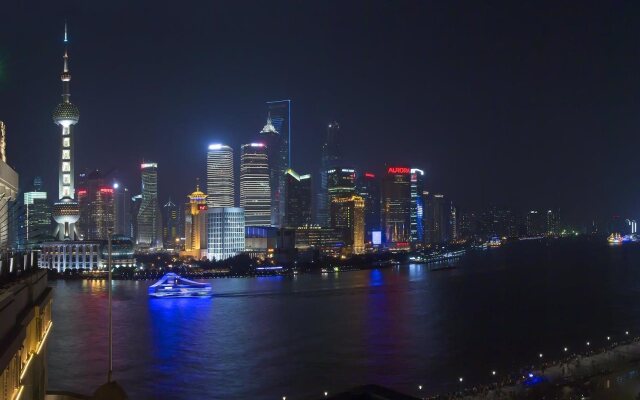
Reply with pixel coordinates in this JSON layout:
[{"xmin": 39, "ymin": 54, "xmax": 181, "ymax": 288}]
[{"xmin": 1, "ymin": 2, "xmax": 639, "ymax": 225}]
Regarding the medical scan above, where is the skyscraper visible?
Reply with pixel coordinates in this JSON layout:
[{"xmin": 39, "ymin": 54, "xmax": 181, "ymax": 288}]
[
  {"xmin": 317, "ymin": 121, "xmax": 343, "ymax": 226},
  {"xmin": 183, "ymin": 184, "xmax": 208, "ymax": 259},
  {"xmin": 77, "ymin": 170, "xmax": 115, "ymax": 240},
  {"xmin": 137, "ymin": 162, "xmax": 162, "ymax": 248},
  {"xmin": 284, "ymin": 169, "xmax": 312, "ymax": 227},
  {"xmin": 114, "ymin": 183, "xmax": 132, "ymax": 237},
  {"xmin": 266, "ymin": 100, "xmax": 291, "ymax": 167},
  {"xmin": 425, "ymin": 193, "xmax": 447, "ymax": 244},
  {"xmin": 330, "ymin": 195, "xmax": 365, "ymax": 254},
  {"xmin": 258, "ymin": 116, "xmax": 287, "ymax": 227},
  {"xmin": 381, "ymin": 166, "xmax": 411, "ymax": 248},
  {"xmin": 240, "ymin": 143, "xmax": 271, "ymax": 226},
  {"xmin": 410, "ymin": 168, "xmax": 425, "ymax": 245},
  {"xmin": 162, "ymin": 199, "xmax": 179, "ymax": 248},
  {"xmin": 207, "ymin": 144, "xmax": 234, "ymax": 208},
  {"xmin": 328, "ymin": 168, "xmax": 356, "ymax": 203},
  {"xmin": 23, "ymin": 177, "xmax": 50, "ymax": 245},
  {"xmin": 357, "ymin": 172, "xmax": 381, "ymax": 243},
  {"xmin": 51, "ymin": 24, "xmax": 81, "ymax": 240}
]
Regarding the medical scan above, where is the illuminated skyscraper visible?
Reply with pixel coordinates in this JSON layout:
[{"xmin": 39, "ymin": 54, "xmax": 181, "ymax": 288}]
[
  {"xmin": 425, "ymin": 193, "xmax": 447, "ymax": 244},
  {"xmin": 284, "ymin": 169, "xmax": 312, "ymax": 227},
  {"xmin": 207, "ymin": 144, "xmax": 234, "ymax": 208},
  {"xmin": 51, "ymin": 24, "xmax": 81, "ymax": 240},
  {"xmin": 357, "ymin": 172, "xmax": 380, "ymax": 243},
  {"xmin": 114, "ymin": 183, "xmax": 131, "ymax": 237},
  {"xmin": 137, "ymin": 162, "xmax": 162, "ymax": 248},
  {"xmin": 163, "ymin": 199, "xmax": 179, "ymax": 248},
  {"xmin": 318, "ymin": 121, "xmax": 343, "ymax": 225},
  {"xmin": 24, "ymin": 177, "xmax": 49, "ymax": 246},
  {"xmin": 258, "ymin": 116, "xmax": 287, "ymax": 226},
  {"xmin": 240, "ymin": 143, "xmax": 271, "ymax": 226},
  {"xmin": 410, "ymin": 168, "xmax": 425, "ymax": 244},
  {"xmin": 330, "ymin": 195, "xmax": 365, "ymax": 254},
  {"xmin": 328, "ymin": 168, "xmax": 356, "ymax": 203},
  {"xmin": 182, "ymin": 184, "xmax": 208, "ymax": 259},
  {"xmin": 381, "ymin": 166, "xmax": 411, "ymax": 248},
  {"xmin": 266, "ymin": 100, "xmax": 291, "ymax": 167},
  {"xmin": 77, "ymin": 170, "xmax": 115, "ymax": 240}
]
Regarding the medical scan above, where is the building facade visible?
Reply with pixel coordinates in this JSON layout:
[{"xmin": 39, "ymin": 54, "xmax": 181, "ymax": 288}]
[
  {"xmin": 182, "ymin": 185, "xmax": 208, "ymax": 259},
  {"xmin": 206, "ymin": 207, "xmax": 245, "ymax": 261},
  {"xmin": 381, "ymin": 166, "xmax": 411, "ymax": 248},
  {"xmin": 240, "ymin": 143, "xmax": 271, "ymax": 226},
  {"xmin": 330, "ymin": 195, "xmax": 365, "ymax": 254},
  {"xmin": 114, "ymin": 183, "xmax": 131, "ymax": 237},
  {"xmin": 77, "ymin": 170, "xmax": 115, "ymax": 240},
  {"xmin": 357, "ymin": 172, "xmax": 381, "ymax": 244},
  {"xmin": 23, "ymin": 178, "xmax": 50, "ymax": 246},
  {"xmin": 258, "ymin": 116, "xmax": 287, "ymax": 227},
  {"xmin": 410, "ymin": 168, "xmax": 425, "ymax": 245},
  {"xmin": 284, "ymin": 169, "xmax": 312, "ymax": 228},
  {"xmin": 162, "ymin": 199, "xmax": 179, "ymax": 248},
  {"xmin": 317, "ymin": 121, "xmax": 343, "ymax": 226},
  {"xmin": 136, "ymin": 163, "xmax": 162, "ymax": 248}
]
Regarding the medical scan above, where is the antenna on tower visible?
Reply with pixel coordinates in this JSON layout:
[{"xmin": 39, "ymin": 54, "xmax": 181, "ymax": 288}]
[{"xmin": 64, "ymin": 21, "xmax": 68, "ymax": 43}]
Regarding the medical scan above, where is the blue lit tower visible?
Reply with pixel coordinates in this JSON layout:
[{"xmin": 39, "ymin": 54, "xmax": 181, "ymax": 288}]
[{"xmin": 52, "ymin": 24, "xmax": 81, "ymax": 240}]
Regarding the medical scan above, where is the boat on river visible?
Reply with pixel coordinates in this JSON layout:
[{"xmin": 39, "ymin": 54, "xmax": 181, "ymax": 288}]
[{"xmin": 148, "ymin": 273, "xmax": 212, "ymax": 298}]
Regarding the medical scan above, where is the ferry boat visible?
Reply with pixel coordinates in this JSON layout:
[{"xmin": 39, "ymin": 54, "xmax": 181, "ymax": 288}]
[
  {"xmin": 607, "ymin": 233, "xmax": 623, "ymax": 245},
  {"xmin": 488, "ymin": 236, "xmax": 502, "ymax": 248},
  {"xmin": 148, "ymin": 273, "xmax": 212, "ymax": 298}
]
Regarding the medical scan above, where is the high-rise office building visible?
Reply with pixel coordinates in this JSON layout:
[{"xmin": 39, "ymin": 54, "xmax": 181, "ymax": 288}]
[
  {"xmin": 381, "ymin": 166, "xmax": 411, "ymax": 248},
  {"xmin": 546, "ymin": 209, "xmax": 560, "ymax": 236},
  {"xmin": 317, "ymin": 121, "xmax": 343, "ymax": 226},
  {"xmin": 182, "ymin": 184, "xmax": 208, "ymax": 259},
  {"xmin": 240, "ymin": 143, "xmax": 271, "ymax": 226},
  {"xmin": 23, "ymin": 177, "xmax": 50, "ymax": 245},
  {"xmin": 526, "ymin": 210, "xmax": 545, "ymax": 237},
  {"xmin": 410, "ymin": 168, "xmax": 425, "ymax": 244},
  {"xmin": 137, "ymin": 162, "xmax": 162, "ymax": 248},
  {"xmin": 258, "ymin": 116, "xmax": 287, "ymax": 227},
  {"xmin": 328, "ymin": 167, "xmax": 356, "ymax": 203},
  {"xmin": 77, "ymin": 170, "xmax": 115, "ymax": 240},
  {"xmin": 207, "ymin": 144, "xmax": 234, "ymax": 208},
  {"xmin": 114, "ymin": 183, "xmax": 132, "ymax": 237},
  {"xmin": 425, "ymin": 193, "xmax": 447, "ymax": 244},
  {"xmin": 284, "ymin": 169, "xmax": 312, "ymax": 227},
  {"xmin": 266, "ymin": 100, "xmax": 291, "ymax": 167},
  {"xmin": 357, "ymin": 172, "xmax": 381, "ymax": 243},
  {"xmin": 330, "ymin": 195, "xmax": 365, "ymax": 254},
  {"xmin": 163, "ymin": 199, "xmax": 179, "ymax": 248},
  {"xmin": 51, "ymin": 25, "xmax": 80, "ymax": 240},
  {"xmin": 207, "ymin": 207, "xmax": 245, "ymax": 261},
  {"xmin": 449, "ymin": 202, "xmax": 458, "ymax": 241}
]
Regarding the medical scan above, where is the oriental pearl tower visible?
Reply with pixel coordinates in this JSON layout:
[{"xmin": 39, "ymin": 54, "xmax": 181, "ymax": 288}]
[{"xmin": 52, "ymin": 23, "xmax": 81, "ymax": 240}]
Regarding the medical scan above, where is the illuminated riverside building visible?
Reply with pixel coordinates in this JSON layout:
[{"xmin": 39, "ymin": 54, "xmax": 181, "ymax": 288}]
[
  {"xmin": 381, "ymin": 166, "xmax": 411, "ymax": 248},
  {"xmin": 40, "ymin": 241, "xmax": 103, "ymax": 271},
  {"xmin": 266, "ymin": 100, "xmax": 291, "ymax": 167},
  {"xmin": 425, "ymin": 193, "xmax": 447, "ymax": 244},
  {"xmin": 317, "ymin": 121, "xmax": 343, "ymax": 225},
  {"xmin": 162, "ymin": 199, "xmax": 179, "ymax": 248},
  {"xmin": 240, "ymin": 143, "xmax": 271, "ymax": 226},
  {"xmin": 206, "ymin": 207, "xmax": 245, "ymax": 261},
  {"xmin": 182, "ymin": 184, "xmax": 208, "ymax": 259},
  {"xmin": 136, "ymin": 163, "xmax": 162, "ymax": 248},
  {"xmin": 410, "ymin": 168, "xmax": 425, "ymax": 245},
  {"xmin": 0, "ymin": 123, "xmax": 18, "ymax": 248},
  {"xmin": 258, "ymin": 116, "xmax": 287, "ymax": 227},
  {"xmin": 51, "ymin": 25, "xmax": 80, "ymax": 241},
  {"xmin": 0, "ymin": 266, "xmax": 52, "ymax": 400},
  {"xmin": 357, "ymin": 172, "xmax": 380, "ymax": 243},
  {"xmin": 284, "ymin": 169, "xmax": 312, "ymax": 227},
  {"xmin": 284, "ymin": 225, "xmax": 348, "ymax": 256},
  {"xmin": 77, "ymin": 170, "xmax": 115, "ymax": 240},
  {"xmin": 114, "ymin": 183, "xmax": 131, "ymax": 237},
  {"xmin": 101, "ymin": 235, "xmax": 135, "ymax": 268},
  {"xmin": 330, "ymin": 195, "xmax": 365, "ymax": 254},
  {"xmin": 207, "ymin": 144, "xmax": 234, "ymax": 208},
  {"xmin": 24, "ymin": 178, "xmax": 50, "ymax": 246},
  {"xmin": 328, "ymin": 168, "xmax": 356, "ymax": 202}
]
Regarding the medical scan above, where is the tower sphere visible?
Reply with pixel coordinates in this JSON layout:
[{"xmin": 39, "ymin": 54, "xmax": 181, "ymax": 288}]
[
  {"xmin": 53, "ymin": 102, "xmax": 79, "ymax": 126},
  {"xmin": 52, "ymin": 196, "xmax": 80, "ymax": 224}
]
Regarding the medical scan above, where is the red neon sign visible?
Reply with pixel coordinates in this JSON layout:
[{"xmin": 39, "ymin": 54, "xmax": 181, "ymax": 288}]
[
  {"xmin": 77, "ymin": 190, "xmax": 87, "ymax": 195},
  {"xmin": 198, "ymin": 204, "xmax": 208, "ymax": 211},
  {"xmin": 99, "ymin": 188, "xmax": 114, "ymax": 194},
  {"xmin": 364, "ymin": 172, "xmax": 375, "ymax": 178},
  {"xmin": 387, "ymin": 167, "xmax": 410, "ymax": 174}
]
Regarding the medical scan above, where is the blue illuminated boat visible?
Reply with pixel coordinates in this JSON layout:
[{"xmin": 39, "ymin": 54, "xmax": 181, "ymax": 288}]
[{"xmin": 148, "ymin": 273, "xmax": 212, "ymax": 298}]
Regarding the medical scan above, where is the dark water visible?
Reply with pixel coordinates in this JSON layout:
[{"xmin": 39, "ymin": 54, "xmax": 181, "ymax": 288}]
[{"xmin": 48, "ymin": 239, "xmax": 640, "ymax": 399}]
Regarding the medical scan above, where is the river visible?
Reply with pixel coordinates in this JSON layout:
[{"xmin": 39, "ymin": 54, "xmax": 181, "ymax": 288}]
[{"xmin": 47, "ymin": 238, "xmax": 640, "ymax": 399}]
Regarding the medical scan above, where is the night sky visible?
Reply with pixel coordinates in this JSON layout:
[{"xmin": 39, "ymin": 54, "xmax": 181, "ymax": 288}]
[{"xmin": 1, "ymin": 1, "xmax": 639, "ymax": 225}]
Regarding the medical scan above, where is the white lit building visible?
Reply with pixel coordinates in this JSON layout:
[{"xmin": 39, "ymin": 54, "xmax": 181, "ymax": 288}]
[
  {"xmin": 240, "ymin": 143, "xmax": 271, "ymax": 226},
  {"xmin": 206, "ymin": 207, "xmax": 245, "ymax": 261},
  {"xmin": 206, "ymin": 144, "xmax": 234, "ymax": 208}
]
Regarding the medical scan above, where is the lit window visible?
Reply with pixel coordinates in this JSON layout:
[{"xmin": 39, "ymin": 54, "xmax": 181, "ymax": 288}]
[
  {"xmin": 62, "ymin": 150, "xmax": 70, "ymax": 160},
  {"xmin": 63, "ymin": 174, "xmax": 70, "ymax": 184},
  {"xmin": 63, "ymin": 138, "xmax": 70, "ymax": 147},
  {"xmin": 62, "ymin": 162, "xmax": 70, "ymax": 172}
]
